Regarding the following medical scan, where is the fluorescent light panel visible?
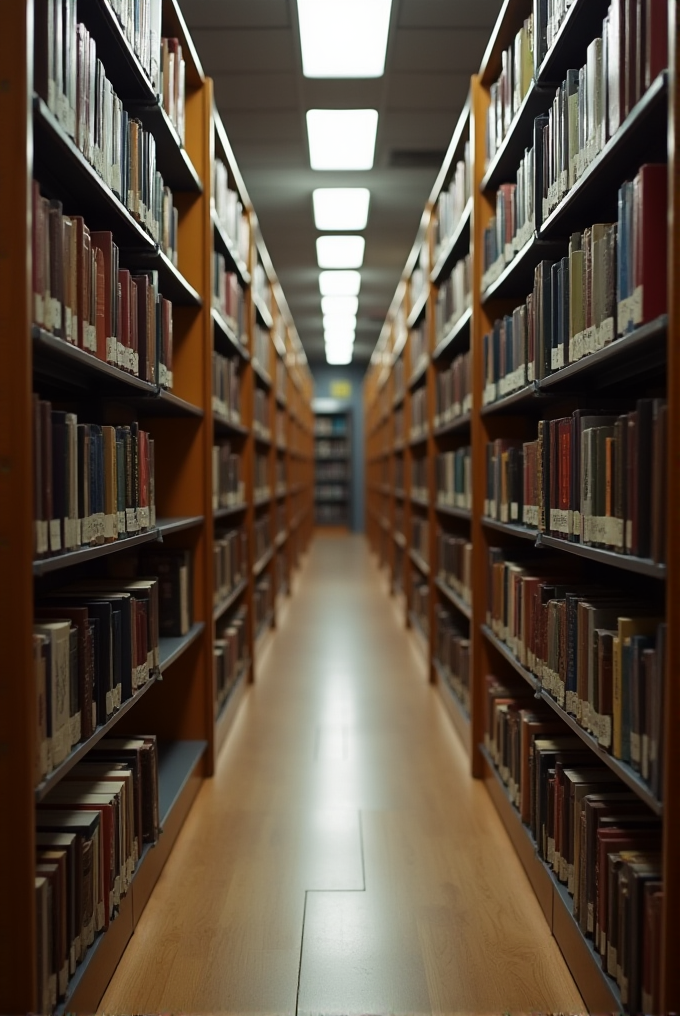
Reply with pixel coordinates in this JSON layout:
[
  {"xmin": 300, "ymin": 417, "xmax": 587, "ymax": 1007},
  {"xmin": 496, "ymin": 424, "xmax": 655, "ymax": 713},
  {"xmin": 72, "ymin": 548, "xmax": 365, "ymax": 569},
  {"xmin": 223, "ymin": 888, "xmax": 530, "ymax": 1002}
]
[
  {"xmin": 297, "ymin": 0, "xmax": 393, "ymax": 78},
  {"xmin": 321, "ymin": 295, "xmax": 359, "ymax": 317},
  {"xmin": 323, "ymin": 314, "xmax": 356, "ymax": 332},
  {"xmin": 313, "ymin": 188, "xmax": 370, "ymax": 231},
  {"xmin": 307, "ymin": 109, "xmax": 378, "ymax": 170},
  {"xmin": 319, "ymin": 270, "xmax": 361, "ymax": 297},
  {"xmin": 326, "ymin": 348, "xmax": 353, "ymax": 365},
  {"xmin": 317, "ymin": 235, "xmax": 365, "ymax": 269}
]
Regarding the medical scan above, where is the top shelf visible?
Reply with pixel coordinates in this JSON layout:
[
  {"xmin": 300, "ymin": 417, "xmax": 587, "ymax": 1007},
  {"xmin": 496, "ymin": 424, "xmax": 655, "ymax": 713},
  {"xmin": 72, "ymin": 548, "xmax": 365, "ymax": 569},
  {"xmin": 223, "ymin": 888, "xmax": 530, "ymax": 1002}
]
[
  {"xmin": 77, "ymin": 0, "xmax": 202, "ymax": 193},
  {"xmin": 536, "ymin": 0, "xmax": 612, "ymax": 87}
]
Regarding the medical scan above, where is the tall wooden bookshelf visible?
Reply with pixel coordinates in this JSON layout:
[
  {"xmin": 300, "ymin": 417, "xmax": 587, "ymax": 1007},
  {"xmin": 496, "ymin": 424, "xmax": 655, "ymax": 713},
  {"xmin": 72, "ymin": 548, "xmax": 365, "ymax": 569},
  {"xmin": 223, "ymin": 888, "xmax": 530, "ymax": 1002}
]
[
  {"xmin": 0, "ymin": 1, "xmax": 312, "ymax": 1010},
  {"xmin": 314, "ymin": 403, "xmax": 352, "ymax": 528},
  {"xmin": 365, "ymin": 0, "xmax": 680, "ymax": 1010}
]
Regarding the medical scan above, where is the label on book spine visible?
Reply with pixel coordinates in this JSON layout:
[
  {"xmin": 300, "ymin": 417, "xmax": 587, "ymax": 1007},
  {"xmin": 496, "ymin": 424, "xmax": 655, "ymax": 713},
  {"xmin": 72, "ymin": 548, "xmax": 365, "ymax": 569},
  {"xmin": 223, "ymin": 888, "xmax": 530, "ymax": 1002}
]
[
  {"xmin": 104, "ymin": 514, "xmax": 117, "ymax": 539},
  {"xmin": 117, "ymin": 510, "xmax": 126, "ymax": 535},
  {"xmin": 49, "ymin": 519, "xmax": 62, "ymax": 552},
  {"xmin": 126, "ymin": 508, "xmax": 140, "ymax": 533},
  {"xmin": 599, "ymin": 317, "xmax": 615, "ymax": 347},
  {"xmin": 117, "ymin": 341, "xmax": 126, "ymax": 368},
  {"xmin": 34, "ymin": 293, "xmax": 44, "ymax": 326},
  {"xmin": 599, "ymin": 715, "xmax": 612, "ymax": 749},
  {"xmin": 138, "ymin": 506, "xmax": 150, "ymax": 529},
  {"xmin": 106, "ymin": 336, "xmax": 117, "ymax": 364},
  {"xmin": 106, "ymin": 690, "xmax": 114, "ymax": 717},
  {"xmin": 523, "ymin": 505, "xmax": 539, "ymax": 528},
  {"xmin": 63, "ymin": 517, "xmax": 78, "ymax": 549},
  {"xmin": 550, "ymin": 508, "xmax": 570, "ymax": 535},
  {"xmin": 551, "ymin": 345, "xmax": 565, "ymax": 370},
  {"xmin": 35, "ymin": 520, "xmax": 49, "ymax": 555},
  {"xmin": 84, "ymin": 324, "xmax": 97, "ymax": 352}
]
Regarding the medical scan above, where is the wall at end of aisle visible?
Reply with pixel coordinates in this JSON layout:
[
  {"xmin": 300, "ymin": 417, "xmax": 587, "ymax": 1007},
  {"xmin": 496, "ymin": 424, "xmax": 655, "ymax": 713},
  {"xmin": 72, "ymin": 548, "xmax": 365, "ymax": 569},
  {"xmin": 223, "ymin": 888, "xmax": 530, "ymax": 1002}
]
[{"xmin": 311, "ymin": 364, "xmax": 366, "ymax": 533}]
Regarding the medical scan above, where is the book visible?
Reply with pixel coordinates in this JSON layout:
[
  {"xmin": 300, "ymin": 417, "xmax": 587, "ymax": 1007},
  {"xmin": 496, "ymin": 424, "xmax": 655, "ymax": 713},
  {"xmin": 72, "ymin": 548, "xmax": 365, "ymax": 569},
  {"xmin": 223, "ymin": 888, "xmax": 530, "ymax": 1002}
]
[
  {"xmin": 214, "ymin": 527, "xmax": 248, "ymax": 608},
  {"xmin": 436, "ymin": 448, "xmax": 471, "ymax": 510},
  {"xmin": 215, "ymin": 605, "xmax": 249, "ymax": 710},
  {"xmin": 435, "ymin": 351, "xmax": 472, "ymax": 426},
  {"xmin": 434, "ymin": 606, "xmax": 470, "ymax": 712},
  {"xmin": 436, "ymin": 533, "xmax": 472, "ymax": 607}
]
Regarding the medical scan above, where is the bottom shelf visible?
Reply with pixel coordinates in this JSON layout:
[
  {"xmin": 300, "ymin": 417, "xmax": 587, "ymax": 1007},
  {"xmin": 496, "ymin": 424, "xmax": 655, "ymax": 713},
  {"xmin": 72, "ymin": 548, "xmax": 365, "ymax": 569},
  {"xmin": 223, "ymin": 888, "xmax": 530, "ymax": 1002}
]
[
  {"xmin": 433, "ymin": 660, "xmax": 470, "ymax": 755},
  {"xmin": 60, "ymin": 739, "xmax": 207, "ymax": 1014},
  {"xmin": 479, "ymin": 745, "xmax": 621, "ymax": 1014},
  {"xmin": 215, "ymin": 662, "xmax": 250, "ymax": 759}
]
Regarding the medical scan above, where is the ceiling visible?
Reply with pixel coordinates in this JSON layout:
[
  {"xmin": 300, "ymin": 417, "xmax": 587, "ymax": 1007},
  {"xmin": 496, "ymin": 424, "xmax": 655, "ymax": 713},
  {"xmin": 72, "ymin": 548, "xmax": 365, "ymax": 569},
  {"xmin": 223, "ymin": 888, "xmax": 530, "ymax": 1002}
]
[{"xmin": 179, "ymin": 0, "xmax": 505, "ymax": 365}]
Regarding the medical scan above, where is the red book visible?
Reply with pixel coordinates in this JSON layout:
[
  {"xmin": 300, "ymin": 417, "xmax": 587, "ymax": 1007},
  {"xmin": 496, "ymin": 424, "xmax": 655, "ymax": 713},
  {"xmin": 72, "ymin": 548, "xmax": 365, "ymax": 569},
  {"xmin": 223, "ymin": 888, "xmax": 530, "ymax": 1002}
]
[
  {"xmin": 119, "ymin": 269, "xmax": 131, "ymax": 373},
  {"xmin": 90, "ymin": 231, "xmax": 116, "ymax": 365},
  {"xmin": 94, "ymin": 247, "xmax": 106, "ymax": 361},
  {"xmin": 646, "ymin": 0, "xmax": 668, "ymax": 89},
  {"xmin": 633, "ymin": 164, "xmax": 667, "ymax": 325},
  {"xmin": 558, "ymin": 419, "xmax": 571, "ymax": 534}
]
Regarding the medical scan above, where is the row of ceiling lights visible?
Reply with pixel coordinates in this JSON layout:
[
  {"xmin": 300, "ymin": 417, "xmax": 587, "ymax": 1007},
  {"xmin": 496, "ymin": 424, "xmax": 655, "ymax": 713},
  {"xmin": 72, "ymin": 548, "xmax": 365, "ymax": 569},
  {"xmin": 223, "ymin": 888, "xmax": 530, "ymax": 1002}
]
[{"xmin": 297, "ymin": 0, "xmax": 393, "ymax": 365}]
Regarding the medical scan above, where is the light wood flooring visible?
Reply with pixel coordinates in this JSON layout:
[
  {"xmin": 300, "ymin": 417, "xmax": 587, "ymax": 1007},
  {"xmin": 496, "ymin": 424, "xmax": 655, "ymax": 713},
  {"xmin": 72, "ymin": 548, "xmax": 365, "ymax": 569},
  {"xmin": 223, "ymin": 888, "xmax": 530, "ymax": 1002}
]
[{"xmin": 101, "ymin": 535, "xmax": 585, "ymax": 1015}]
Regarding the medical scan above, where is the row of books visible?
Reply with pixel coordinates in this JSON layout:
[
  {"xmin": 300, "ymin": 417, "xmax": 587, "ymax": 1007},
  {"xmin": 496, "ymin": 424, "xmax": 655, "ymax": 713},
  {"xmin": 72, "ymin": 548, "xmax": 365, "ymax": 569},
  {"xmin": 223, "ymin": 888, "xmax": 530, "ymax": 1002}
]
[
  {"xmin": 435, "ymin": 256, "xmax": 472, "ymax": 346},
  {"xmin": 411, "ymin": 517, "xmax": 429, "ymax": 567},
  {"xmin": 486, "ymin": 549, "xmax": 665, "ymax": 799},
  {"xmin": 160, "ymin": 36, "xmax": 187, "ymax": 144},
  {"xmin": 315, "ymin": 439, "xmax": 349, "ymax": 459},
  {"xmin": 542, "ymin": 3, "xmax": 667, "ymax": 222},
  {"xmin": 276, "ymin": 409, "xmax": 287, "ymax": 445},
  {"xmin": 276, "ymin": 357, "xmax": 287, "ymax": 401},
  {"xmin": 486, "ymin": 15, "xmax": 534, "ymax": 168},
  {"xmin": 213, "ymin": 254, "xmax": 247, "ymax": 341},
  {"xmin": 411, "ymin": 457, "xmax": 428, "ymax": 502},
  {"xmin": 393, "ymin": 407, "xmax": 405, "ymax": 444},
  {"xmin": 410, "ymin": 581, "xmax": 429, "ymax": 640},
  {"xmin": 35, "ymin": 734, "xmax": 160, "ymax": 1014},
  {"xmin": 484, "ymin": 680, "xmax": 662, "ymax": 1014},
  {"xmin": 213, "ymin": 528, "xmax": 247, "ymax": 609},
  {"xmin": 254, "ymin": 576, "xmax": 273, "ymax": 636},
  {"xmin": 483, "ymin": 168, "xmax": 666, "ymax": 401},
  {"xmin": 275, "ymin": 459, "xmax": 286, "ymax": 491},
  {"xmin": 315, "ymin": 463, "xmax": 347, "ymax": 483},
  {"xmin": 314, "ymin": 417, "xmax": 347, "ymax": 437},
  {"xmin": 212, "ymin": 352, "xmax": 241, "ymax": 425},
  {"xmin": 314, "ymin": 485, "xmax": 346, "ymax": 503},
  {"xmin": 254, "ymin": 454, "xmax": 270, "ymax": 501},
  {"xmin": 253, "ymin": 388, "xmax": 271, "ymax": 440},
  {"xmin": 33, "ymin": 189, "xmax": 174, "ymax": 386},
  {"xmin": 254, "ymin": 326, "xmax": 272, "ymax": 376},
  {"xmin": 34, "ymin": 576, "xmax": 165, "ymax": 777},
  {"xmin": 253, "ymin": 264, "xmax": 273, "ymax": 318},
  {"xmin": 212, "ymin": 444, "xmax": 244, "ymax": 511},
  {"xmin": 434, "ymin": 606, "xmax": 470, "ymax": 714},
  {"xmin": 434, "ymin": 351, "xmax": 472, "ymax": 428},
  {"xmin": 482, "ymin": 156, "xmax": 539, "ymax": 289},
  {"xmin": 35, "ymin": 7, "xmax": 179, "ymax": 260},
  {"xmin": 433, "ymin": 145, "xmax": 471, "ymax": 258},
  {"xmin": 410, "ymin": 388, "xmax": 427, "ymax": 440},
  {"xmin": 484, "ymin": 398, "xmax": 667, "ymax": 562},
  {"xmin": 410, "ymin": 323, "xmax": 428, "ymax": 375},
  {"xmin": 436, "ymin": 533, "xmax": 472, "ymax": 609},
  {"xmin": 34, "ymin": 400, "xmax": 155, "ymax": 557},
  {"xmin": 254, "ymin": 517, "xmax": 271, "ymax": 563},
  {"xmin": 213, "ymin": 160, "xmax": 251, "ymax": 266},
  {"xmin": 436, "ymin": 448, "xmax": 472, "ymax": 511},
  {"xmin": 215, "ymin": 606, "xmax": 248, "ymax": 713},
  {"xmin": 394, "ymin": 458, "xmax": 404, "ymax": 492}
]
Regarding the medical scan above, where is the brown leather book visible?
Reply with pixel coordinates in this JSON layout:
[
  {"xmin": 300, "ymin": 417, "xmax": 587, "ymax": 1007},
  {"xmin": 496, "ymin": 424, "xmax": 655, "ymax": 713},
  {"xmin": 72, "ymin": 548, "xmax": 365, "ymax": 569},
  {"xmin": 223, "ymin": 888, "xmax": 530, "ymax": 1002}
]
[
  {"xmin": 646, "ymin": 0, "xmax": 668, "ymax": 88},
  {"xmin": 90, "ymin": 231, "xmax": 116, "ymax": 364}
]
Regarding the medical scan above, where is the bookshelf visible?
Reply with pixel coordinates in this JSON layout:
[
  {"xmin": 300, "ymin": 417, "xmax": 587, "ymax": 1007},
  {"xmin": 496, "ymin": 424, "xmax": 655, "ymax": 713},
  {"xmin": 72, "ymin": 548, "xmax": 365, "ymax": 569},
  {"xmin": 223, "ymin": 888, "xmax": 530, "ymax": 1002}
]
[
  {"xmin": 0, "ymin": 1, "xmax": 313, "ymax": 1011},
  {"xmin": 314, "ymin": 404, "xmax": 352, "ymax": 528},
  {"xmin": 365, "ymin": 1, "xmax": 678, "ymax": 1012}
]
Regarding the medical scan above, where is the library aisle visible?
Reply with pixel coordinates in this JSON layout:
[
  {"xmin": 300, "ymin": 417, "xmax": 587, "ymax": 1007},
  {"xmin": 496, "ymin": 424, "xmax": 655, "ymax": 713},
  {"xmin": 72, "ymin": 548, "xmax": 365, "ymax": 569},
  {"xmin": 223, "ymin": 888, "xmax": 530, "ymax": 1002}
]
[{"xmin": 102, "ymin": 534, "xmax": 583, "ymax": 1015}]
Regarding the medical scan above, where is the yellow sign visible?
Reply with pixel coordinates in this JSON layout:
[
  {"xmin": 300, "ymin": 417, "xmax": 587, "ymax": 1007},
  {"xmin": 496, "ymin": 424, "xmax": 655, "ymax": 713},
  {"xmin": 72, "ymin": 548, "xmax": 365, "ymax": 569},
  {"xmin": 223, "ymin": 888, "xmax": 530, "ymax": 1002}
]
[{"xmin": 330, "ymin": 380, "xmax": 352, "ymax": 398}]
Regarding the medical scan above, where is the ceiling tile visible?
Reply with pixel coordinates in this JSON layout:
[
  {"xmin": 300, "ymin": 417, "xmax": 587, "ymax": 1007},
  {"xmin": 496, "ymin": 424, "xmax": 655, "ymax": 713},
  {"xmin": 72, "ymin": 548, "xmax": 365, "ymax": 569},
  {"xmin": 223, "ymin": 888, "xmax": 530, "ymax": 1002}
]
[
  {"xmin": 180, "ymin": 0, "xmax": 290, "ymax": 28},
  {"xmin": 397, "ymin": 0, "xmax": 505, "ymax": 29},
  {"xmin": 215, "ymin": 111, "xmax": 303, "ymax": 144},
  {"xmin": 191, "ymin": 28, "xmax": 297, "ymax": 71},
  {"xmin": 390, "ymin": 28, "xmax": 490, "ymax": 72},
  {"xmin": 387, "ymin": 72, "xmax": 470, "ymax": 111},
  {"xmin": 213, "ymin": 73, "xmax": 298, "ymax": 110}
]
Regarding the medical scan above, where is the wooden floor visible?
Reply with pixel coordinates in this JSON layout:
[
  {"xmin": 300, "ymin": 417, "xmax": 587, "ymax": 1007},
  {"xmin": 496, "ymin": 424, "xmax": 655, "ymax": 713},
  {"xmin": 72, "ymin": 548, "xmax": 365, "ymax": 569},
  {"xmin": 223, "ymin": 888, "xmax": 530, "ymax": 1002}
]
[{"xmin": 102, "ymin": 535, "xmax": 585, "ymax": 1015}]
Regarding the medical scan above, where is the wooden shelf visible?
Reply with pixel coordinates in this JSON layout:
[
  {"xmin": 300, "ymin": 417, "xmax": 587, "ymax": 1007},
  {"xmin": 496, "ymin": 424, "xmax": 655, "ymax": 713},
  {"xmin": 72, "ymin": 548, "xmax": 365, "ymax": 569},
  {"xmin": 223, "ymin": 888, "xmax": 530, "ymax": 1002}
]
[
  {"xmin": 253, "ymin": 292, "xmax": 274, "ymax": 330},
  {"xmin": 434, "ymin": 578, "xmax": 472, "ymax": 620},
  {"xmin": 482, "ymin": 232, "xmax": 565, "ymax": 303},
  {"xmin": 156, "ymin": 516, "xmax": 204, "ymax": 537},
  {"xmin": 214, "ymin": 413, "xmax": 249, "ymax": 437},
  {"xmin": 212, "ymin": 212, "xmax": 251, "ymax": 287},
  {"xmin": 33, "ymin": 528, "xmax": 161, "ymax": 576},
  {"xmin": 214, "ymin": 503, "xmax": 248, "ymax": 522},
  {"xmin": 433, "ymin": 413, "xmax": 471, "ymax": 437},
  {"xmin": 213, "ymin": 577, "xmax": 249, "ymax": 622},
  {"xmin": 430, "ymin": 199, "xmax": 473, "ymax": 285},
  {"xmin": 253, "ymin": 546, "xmax": 275, "ymax": 577},
  {"xmin": 433, "ymin": 659, "xmax": 471, "ymax": 752},
  {"xmin": 212, "ymin": 308, "xmax": 250, "ymax": 360},
  {"xmin": 435, "ymin": 503, "xmax": 471, "ymax": 522},
  {"xmin": 409, "ymin": 549, "xmax": 430, "ymax": 576},
  {"xmin": 408, "ymin": 355, "xmax": 429, "ymax": 390},
  {"xmin": 410, "ymin": 494, "xmax": 430, "ymax": 509},
  {"xmin": 159, "ymin": 623, "xmax": 206, "ymax": 674},
  {"xmin": 536, "ymin": 0, "xmax": 612, "ymax": 86},
  {"xmin": 32, "ymin": 327, "xmax": 157, "ymax": 396},
  {"xmin": 407, "ymin": 288, "xmax": 428, "ymax": 329},
  {"xmin": 432, "ymin": 308, "xmax": 472, "ymax": 362},
  {"xmin": 252, "ymin": 358, "xmax": 273, "ymax": 387}
]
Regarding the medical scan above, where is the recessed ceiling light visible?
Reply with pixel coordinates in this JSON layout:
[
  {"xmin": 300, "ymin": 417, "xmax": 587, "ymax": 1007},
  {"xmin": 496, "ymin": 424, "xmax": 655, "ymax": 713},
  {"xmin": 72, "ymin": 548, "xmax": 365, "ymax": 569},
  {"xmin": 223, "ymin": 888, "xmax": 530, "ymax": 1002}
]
[
  {"xmin": 307, "ymin": 110, "xmax": 379, "ymax": 170},
  {"xmin": 317, "ymin": 236, "xmax": 365, "ymax": 269},
  {"xmin": 321, "ymin": 295, "xmax": 359, "ymax": 317},
  {"xmin": 313, "ymin": 188, "xmax": 371, "ymax": 231},
  {"xmin": 325, "ymin": 328, "xmax": 355, "ymax": 348},
  {"xmin": 319, "ymin": 270, "xmax": 361, "ymax": 297},
  {"xmin": 297, "ymin": 0, "xmax": 393, "ymax": 78}
]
